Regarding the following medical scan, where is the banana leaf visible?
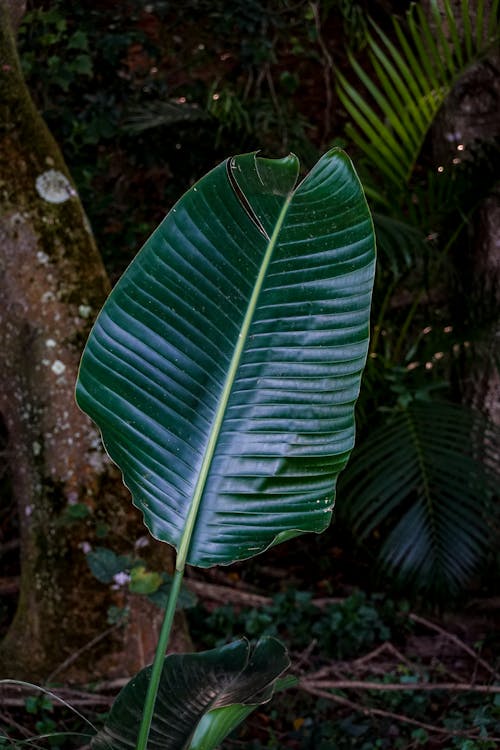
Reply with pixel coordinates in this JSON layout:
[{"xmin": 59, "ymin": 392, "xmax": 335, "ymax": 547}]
[{"xmin": 76, "ymin": 149, "xmax": 375, "ymax": 568}]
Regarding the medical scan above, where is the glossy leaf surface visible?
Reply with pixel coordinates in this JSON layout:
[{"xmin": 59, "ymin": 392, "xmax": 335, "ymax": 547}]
[
  {"xmin": 91, "ymin": 638, "xmax": 289, "ymax": 750},
  {"xmin": 76, "ymin": 149, "xmax": 375, "ymax": 567}
]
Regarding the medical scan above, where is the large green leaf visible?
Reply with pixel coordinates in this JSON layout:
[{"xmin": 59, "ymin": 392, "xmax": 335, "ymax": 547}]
[
  {"xmin": 91, "ymin": 638, "xmax": 289, "ymax": 750},
  {"xmin": 76, "ymin": 149, "xmax": 375, "ymax": 568}
]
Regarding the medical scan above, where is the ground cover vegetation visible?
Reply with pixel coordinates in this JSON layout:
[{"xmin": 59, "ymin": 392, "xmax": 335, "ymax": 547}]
[{"xmin": 1, "ymin": 0, "xmax": 499, "ymax": 748}]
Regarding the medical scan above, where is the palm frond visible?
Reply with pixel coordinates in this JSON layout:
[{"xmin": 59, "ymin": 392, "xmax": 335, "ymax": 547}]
[
  {"xmin": 337, "ymin": 0, "xmax": 500, "ymax": 191},
  {"xmin": 339, "ymin": 401, "xmax": 500, "ymax": 597}
]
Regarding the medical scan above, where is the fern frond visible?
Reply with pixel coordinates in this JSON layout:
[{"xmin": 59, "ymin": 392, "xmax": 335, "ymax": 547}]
[
  {"xmin": 337, "ymin": 0, "xmax": 500, "ymax": 191},
  {"xmin": 340, "ymin": 401, "xmax": 500, "ymax": 597}
]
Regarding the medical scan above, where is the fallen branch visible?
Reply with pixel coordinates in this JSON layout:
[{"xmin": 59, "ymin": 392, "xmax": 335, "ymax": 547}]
[
  {"xmin": 185, "ymin": 578, "xmax": 271, "ymax": 608},
  {"xmin": 185, "ymin": 579, "xmax": 348, "ymax": 609},
  {"xmin": 0, "ymin": 684, "xmax": 112, "ymax": 709}
]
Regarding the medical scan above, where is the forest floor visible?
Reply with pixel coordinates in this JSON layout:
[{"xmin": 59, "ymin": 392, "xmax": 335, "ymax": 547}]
[{"xmin": 1, "ymin": 534, "xmax": 500, "ymax": 749}]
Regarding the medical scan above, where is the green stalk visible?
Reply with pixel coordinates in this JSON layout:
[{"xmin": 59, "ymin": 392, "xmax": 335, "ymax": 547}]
[
  {"xmin": 135, "ymin": 566, "xmax": 185, "ymax": 750},
  {"xmin": 369, "ymin": 277, "xmax": 397, "ymax": 356}
]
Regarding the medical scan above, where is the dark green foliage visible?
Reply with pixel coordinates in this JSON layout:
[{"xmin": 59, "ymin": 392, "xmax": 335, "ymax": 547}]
[
  {"xmin": 4, "ymin": 576, "xmax": 500, "ymax": 749},
  {"xmin": 18, "ymin": 1, "xmax": 167, "ymax": 270},
  {"xmin": 86, "ymin": 547, "xmax": 132, "ymax": 584},
  {"xmin": 18, "ymin": 0, "xmax": 361, "ymax": 274},
  {"xmin": 332, "ymin": 0, "xmax": 500, "ymax": 600},
  {"xmin": 186, "ymin": 591, "xmax": 500, "ymax": 749},
  {"xmin": 189, "ymin": 590, "xmax": 408, "ymax": 660},
  {"xmin": 274, "ymin": 695, "xmax": 500, "ymax": 750},
  {"xmin": 14, "ymin": 0, "xmax": 499, "ymax": 605},
  {"xmin": 17, "ymin": 1, "xmax": 397, "ymax": 277},
  {"xmin": 3, "ymin": 2, "xmax": 499, "ymax": 748},
  {"xmin": 340, "ymin": 402, "xmax": 500, "ymax": 596}
]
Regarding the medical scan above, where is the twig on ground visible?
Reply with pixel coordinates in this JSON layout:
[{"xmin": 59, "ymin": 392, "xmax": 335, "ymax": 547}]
[
  {"xmin": 302, "ymin": 678, "xmax": 500, "ymax": 694},
  {"xmin": 300, "ymin": 682, "xmax": 500, "ymax": 742},
  {"xmin": 409, "ymin": 612, "xmax": 500, "ymax": 680},
  {"xmin": 0, "ymin": 686, "xmax": 112, "ymax": 709},
  {"xmin": 353, "ymin": 641, "xmax": 422, "ymax": 675},
  {"xmin": 293, "ymin": 639, "xmax": 318, "ymax": 673}
]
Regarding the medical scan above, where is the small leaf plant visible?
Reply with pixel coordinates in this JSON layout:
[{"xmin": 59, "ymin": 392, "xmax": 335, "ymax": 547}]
[{"xmin": 76, "ymin": 149, "xmax": 376, "ymax": 749}]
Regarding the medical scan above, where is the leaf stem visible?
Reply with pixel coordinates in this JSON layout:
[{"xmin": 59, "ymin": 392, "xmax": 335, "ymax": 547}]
[{"xmin": 135, "ymin": 566, "xmax": 185, "ymax": 750}]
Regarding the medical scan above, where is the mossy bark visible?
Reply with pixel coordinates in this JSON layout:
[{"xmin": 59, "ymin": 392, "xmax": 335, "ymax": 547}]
[{"xmin": 0, "ymin": 0, "xmax": 190, "ymax": 681}]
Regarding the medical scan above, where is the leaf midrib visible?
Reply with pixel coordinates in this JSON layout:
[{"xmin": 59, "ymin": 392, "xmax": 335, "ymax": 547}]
[{"xmin": 175, "ymin": 189, "xmax": 294, "ymax": 571}]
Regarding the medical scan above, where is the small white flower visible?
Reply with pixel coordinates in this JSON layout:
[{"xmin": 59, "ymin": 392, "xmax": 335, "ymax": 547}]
[{"xmin": 111, "ymin": 571, "xmax": 131, "ymax": 589}]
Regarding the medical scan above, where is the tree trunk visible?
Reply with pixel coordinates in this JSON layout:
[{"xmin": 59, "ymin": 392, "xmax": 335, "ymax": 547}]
[
  {"xmin": 426, "ymin": 0, "xmax": 500, "ymax": 427},
  {"xmin": 0, "ymin": 0, "xmax": 188, "ymax": 681}
]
